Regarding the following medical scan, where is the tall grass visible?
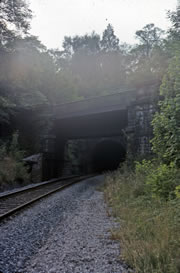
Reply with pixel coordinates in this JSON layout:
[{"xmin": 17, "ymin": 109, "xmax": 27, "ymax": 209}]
[{"xmin": 104, "ymin": 167, "xmax": 180, "ymax": 273}]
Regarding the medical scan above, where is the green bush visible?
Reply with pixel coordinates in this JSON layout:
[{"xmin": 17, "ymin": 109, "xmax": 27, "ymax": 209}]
[
  {"xmin": 135, "ymin": 160, "xmax": 180, "ymax": 200},
  {"xmin": 175, "ymin": 185, "xmax": 180, "ymax": 199},
  {"xmin": 135, "ymin": 159, "xmax": 154, "ymax": 177},
  {"xmin": 0, "ymin": 132, "xmax": 29, "ymax": 191},
  {"xmin": 151, "ymin": 50, "xmax": 180, "ymax": 166},
  {"xmin": 146, "ymin": 162, "xmax": 179, "ymax": 200}
]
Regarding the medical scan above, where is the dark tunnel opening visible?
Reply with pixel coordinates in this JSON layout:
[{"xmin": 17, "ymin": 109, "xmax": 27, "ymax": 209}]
[{"xmin": 92, "ymin": 140, "xmax": 126, "ymax": 173}]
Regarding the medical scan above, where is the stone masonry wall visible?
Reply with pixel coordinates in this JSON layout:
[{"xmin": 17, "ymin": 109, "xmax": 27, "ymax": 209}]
[{"xmin": 126, "ymin": 90, "xmax": 157, "ymax": 158}]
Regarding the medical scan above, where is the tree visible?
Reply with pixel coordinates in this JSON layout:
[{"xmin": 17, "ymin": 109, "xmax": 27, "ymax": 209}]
[
  {"xmin": 58, "ymin": 26, "xmax": 129, "ymax": 98},
  {"xmin": 0, "ymin": 36, "xmax": 48, "ymax": 109},
  {"xmin": 135, "ymin": 23, "xmax": 164, "ymax": 57},
  {"xmin": 60, "ymin": 32, "xmax": 103, "ymax": 98},
  {"xmin": 151, "ymin": 5, "xmax": 180, "ymax": 165},
  {"xmin": 0, "ymin": 0, "xmax": 33, "ymax": 124},
  {"xmin": 152, "ymin": 52, "xmax": 180, "ymax": 164},
  {"xmin": 0, "ymin": 0, "xmax": 32, "ymax": 50},
  {"xmin": 167, "ymin": 4, "xmax": 180, "ymax": 41},
  {"xmin": 62, "ymin": 32, "xmax": 100, "ymax": 58},
  {"xmin": 128, "ymin": 24, "xmax": 166, "ymax": 88},
  {"xmin": 100, "ymin": 24, "xmax": 119, "ymax": 52},
  {"xmin": 165, "ymin": 4, "xmax": 180, "ymax": 58}
]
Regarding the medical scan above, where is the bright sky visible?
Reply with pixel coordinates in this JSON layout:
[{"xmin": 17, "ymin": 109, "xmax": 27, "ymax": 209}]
[{"xmin": 29, "ymin": 0, "xmax": 178, "ymax": 49}]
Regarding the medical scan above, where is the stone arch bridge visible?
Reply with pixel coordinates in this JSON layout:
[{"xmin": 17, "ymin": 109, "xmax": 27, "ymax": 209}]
[{"xmin": 42, "ymin": 86, "xmax": 157, "ymax": 180}]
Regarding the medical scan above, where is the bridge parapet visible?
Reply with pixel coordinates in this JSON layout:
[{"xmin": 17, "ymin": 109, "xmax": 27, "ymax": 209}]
[
  {"xmin": 52, "ymin": 85, "xmax": 158, "ymax": 120},
  {"xmin": 53, "ymin": 89, "xmax": 137, "ymax": 119}
]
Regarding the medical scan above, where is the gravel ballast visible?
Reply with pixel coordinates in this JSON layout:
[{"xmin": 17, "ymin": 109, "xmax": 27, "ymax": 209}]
[{"xmin": 0, "ymin": 175, "xmax": 128, "ymax": 273}]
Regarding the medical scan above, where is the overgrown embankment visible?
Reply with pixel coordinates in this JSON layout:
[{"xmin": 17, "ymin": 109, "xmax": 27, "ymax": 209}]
[
  {"xmin": 104, "ymin": 163, "xmax": 180, "ymax": 273},
  {"xmin": 104, "ymin": 14, "xmax": 180, "ymax": 272}
]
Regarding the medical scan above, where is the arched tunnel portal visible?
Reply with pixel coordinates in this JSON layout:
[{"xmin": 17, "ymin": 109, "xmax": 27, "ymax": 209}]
[
  {"xmin": 61, "ymin": 137, "xmax": 126, "ymax": 176},
  {"xmin": 92, "ymin": 140, "xmax": 126, "ymax": 173}
]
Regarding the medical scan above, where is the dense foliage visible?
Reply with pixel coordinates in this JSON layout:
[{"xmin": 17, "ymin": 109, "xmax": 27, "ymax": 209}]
[
  {"xmin": 125, "ymin": 4, "xmax": 180, "ymax": 201},
  {"xmin": 136, "ymin": 49, "xmax": 180, "ymax": 200},
  {"xmin": 0, "ymin": 0, "xmax": 32, "ymax": 49},
  {"xmin": 147, "ymin": 4, "xmax": 180, "ymax": 199},
  {"xmin": 152, "ymin": 52, "xmax": 180, "ymax": 165},
  {"xmin": 104, "ymin": 5, "xmax": 180, "ymax": 272},
  {"xmin": 0, "ymin": 132, "xmax": 29, "ymax": 191}
]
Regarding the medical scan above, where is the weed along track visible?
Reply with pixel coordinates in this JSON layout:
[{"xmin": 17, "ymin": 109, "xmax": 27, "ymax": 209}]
[{"xmin": 0, "ymin": 175, "xmax": 93, "ymax": 221}]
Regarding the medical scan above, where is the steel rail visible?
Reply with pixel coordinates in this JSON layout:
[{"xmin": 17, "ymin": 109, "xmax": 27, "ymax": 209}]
[
  {"xmin": 0, "ymin": 175, "xmax": 79, "ymax": 199},
  {"xmin": 0, "ymin": 175, "xmax": 93, "ymax": 222}
]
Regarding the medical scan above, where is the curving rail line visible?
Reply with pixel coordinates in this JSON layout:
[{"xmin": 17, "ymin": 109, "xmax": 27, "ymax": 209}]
[{"xmin": 0, "ymin": 175, "xmax": 93, "ymax": 221}]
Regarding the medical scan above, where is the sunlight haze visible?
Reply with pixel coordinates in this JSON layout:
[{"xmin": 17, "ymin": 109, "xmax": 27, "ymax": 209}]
[{"xmin": 29, "ymin": 0, "xmax": 178, "ymax": 49}]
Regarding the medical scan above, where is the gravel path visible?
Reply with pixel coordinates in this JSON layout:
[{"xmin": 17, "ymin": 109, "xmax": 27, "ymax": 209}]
[{"xmin": 0, "ymin": 176, "xmax": 128, "ymax": 273}]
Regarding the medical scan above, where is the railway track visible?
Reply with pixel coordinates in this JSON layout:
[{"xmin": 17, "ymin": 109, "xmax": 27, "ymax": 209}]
[{"xmin": 0, "ymin": 175, "xmax": 93, "ymax": 221}]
